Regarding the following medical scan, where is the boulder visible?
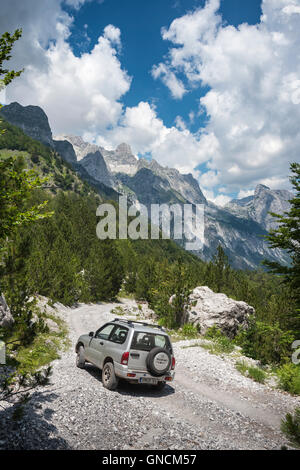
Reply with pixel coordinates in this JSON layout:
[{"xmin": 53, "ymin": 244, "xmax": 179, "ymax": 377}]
[
  {"xmin": 175, "ymin": 286, "xmax": 254, "ymax": 338},
  {"xmin": 0, "ymin": 294, "xmax": 14, "ymax": 328}
]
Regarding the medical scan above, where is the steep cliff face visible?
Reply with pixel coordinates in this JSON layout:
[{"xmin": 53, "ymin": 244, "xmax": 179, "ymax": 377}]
[
  {"xmin": 53, "ymin": 140, "xmax": 77, "ymax": 164},
  {"xmin": 225, "ymin": 185, "xmax": 293, "ymax": 231},
  {"xmin": 1, "ymin": 102, "xmax": 53, "ymax": 146},
  {"xmin": 103, "ymin": 143, "xmax": 138, "ymax": 175},
  {"xmin": 0, "ymin": 103, "xmax": 76, "ymax": 164},
  {"xmin": 53, "ymin": 135, "xmax": 115, "ymax": 188},
  {"xmin": 137, "ymin": 158, "xmax": 207, "ymax": 205}
]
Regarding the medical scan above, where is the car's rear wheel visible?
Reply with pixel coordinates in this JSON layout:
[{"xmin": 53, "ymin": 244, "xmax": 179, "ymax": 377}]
[
  {"xmin": 76, "ymin": 345, "xmax": 86, "ymax": 369},
  {"xmin": 102, "ymin": 362, "xmax": 119, "ymax": 390}
]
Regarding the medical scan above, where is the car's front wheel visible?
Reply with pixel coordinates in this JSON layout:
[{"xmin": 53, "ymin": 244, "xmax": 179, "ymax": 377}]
[
  {"xmin": 102, "ymin": 362, "xmax": 119, "ymax": 390},
  {"xmin": 76, "ymin": 345, "xmax": 86, "ymax": 369}
]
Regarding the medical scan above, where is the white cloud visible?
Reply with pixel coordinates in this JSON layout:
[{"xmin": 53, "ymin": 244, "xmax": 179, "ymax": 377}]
[
  {"xmin": 2, "ymin": 1, "xmax": 131, "ymax": 136},
  {"xmin": 2, "ymin": 0, "xmax": 298, "ymax": 197},
  {"xmin": 237, "ymin": 189, "xmax": 255, "ymax": 199},
  {"xmin": 175, "ymin": 115, "xmax": 186, "ymax": 130},
  {"xmin": 2, "ymin": 0, "xmax": 204, "ymax": 177},
  {"xmin": 103, "ymin": 24, "xmax": 121, "ymax": 46},
  {"xmin": 154, "ymin": 0, "xmax": 300, "ymax": 192},
  {"xmin": 201, "ymin": 188, "xmax": 231, "ymax": 207},
  {"xmin": 96, "ymin": 101, "xmax": 206, "ymax": 173},
  {"xmin": 152, "ymin": 63, "xmax": 187, "ymax": 99}
]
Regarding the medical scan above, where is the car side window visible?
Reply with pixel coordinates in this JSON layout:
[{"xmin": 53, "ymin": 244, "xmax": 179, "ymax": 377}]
[
  {"xmin": 109, "ymin": 326, "xmax": 129, "ymax": 344},
  {"xmin": 95, "ymin": 324, "xmax": 115, "ymax": 340}
]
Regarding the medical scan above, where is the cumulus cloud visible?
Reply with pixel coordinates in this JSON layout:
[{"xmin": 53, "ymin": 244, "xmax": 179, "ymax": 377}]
[
  {"xmin": 2, "ymin": 0, "xmax": 131, "ymax": 135},
  {"xmin": 201, "ymin": 188, "xmax": 231, "ymax": 207},
  {"xmin": 2, "ymin": 0, "xmax": 299, "ymax": 201},
  {"xmin": 237, "ymin": 189, "xmax": 255, "ymax": 199},
  {"xmin": 2, "ymin": 0, "xmax": 204, "ymax": 177},
  {"xmin": 96, "ymin": 101, "xmax": 206, "ymax": 172},
  {"xmin": 152, "ymin": 63, "xmax": 187, "ymax": 99},
  {"xmin": 154, "ymin": 0, "xmax": 300, "ymax": 194}
]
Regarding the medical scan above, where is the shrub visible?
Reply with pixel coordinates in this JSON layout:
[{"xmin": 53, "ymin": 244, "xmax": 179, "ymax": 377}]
[
  {"xmin": 247, "ymin": 366, "xmax": 267, "ymax": 384},
  {"xmin": 277, "ymin": 363, "xmax": 300, "ymax": 395},
  {"xmin": 203, "ymin": 326, "xmax": 235, "ymax": 354},
  {"xmin": 235, "ymin": 320, "xmax": 295, "ymax": 365},
  {"xmin": 281, "ymin": 407, "xmax": 300, "ymax": 449},
  {"xmin": 181, "ymin": 324, "xmax": 199, "ymax": 339},
  {"xmin": 204, "ymin": 325, "xmax": 223, "ymax": 339}
]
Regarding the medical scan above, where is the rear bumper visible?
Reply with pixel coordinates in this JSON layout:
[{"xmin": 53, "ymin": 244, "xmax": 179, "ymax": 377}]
[{"xmin": 114, "ymin": 362, "xmax": 175, "ymax": 382}]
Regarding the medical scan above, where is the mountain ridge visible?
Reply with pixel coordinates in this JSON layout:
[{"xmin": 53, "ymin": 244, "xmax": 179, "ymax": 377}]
[{"xmin": 0, "ymin": 101, "xmax": 292, "ymax": 269}]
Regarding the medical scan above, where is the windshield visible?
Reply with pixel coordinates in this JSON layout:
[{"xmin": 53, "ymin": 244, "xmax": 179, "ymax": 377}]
[{"xmin": 131, "ymin": 331, "xmax": 172, "ymax": 353}]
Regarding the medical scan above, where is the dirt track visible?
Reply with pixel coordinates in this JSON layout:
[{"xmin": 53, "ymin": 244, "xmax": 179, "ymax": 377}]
[{"xmin": 1, "ymin": 299, "xmax": 299, "ymax": 450}]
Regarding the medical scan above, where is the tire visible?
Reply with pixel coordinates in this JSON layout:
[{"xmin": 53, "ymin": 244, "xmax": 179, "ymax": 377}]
[
  {"xmin": 102, "ymin": 362, "xmax": 119, "ymax": 390},
  {"xmin": 146, "ymin": 347, "xmax": 171, "ymax": 377},
  {"xmin": 76, "ymin": 345, "xmax": 86, "ymax": 369}
]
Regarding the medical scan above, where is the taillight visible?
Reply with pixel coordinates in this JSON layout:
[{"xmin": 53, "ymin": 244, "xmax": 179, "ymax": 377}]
[
  {"xmin": 171, "ymin": 356, "xmax": 176, "ymax": 370},
  {"xmin": 121, "ymin": 351, "xmax": 129, "ymax": 365}
]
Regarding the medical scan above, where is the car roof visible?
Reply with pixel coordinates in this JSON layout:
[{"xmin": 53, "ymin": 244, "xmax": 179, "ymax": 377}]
[{"xmin": 112, "ymin": 320, "xmax": 169, "ymax": 336}]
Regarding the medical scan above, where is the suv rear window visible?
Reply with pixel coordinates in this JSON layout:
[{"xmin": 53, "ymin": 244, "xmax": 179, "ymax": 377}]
[{"xmin": 131, "ymin": 331, "xmax": 172, "ymax": 353}]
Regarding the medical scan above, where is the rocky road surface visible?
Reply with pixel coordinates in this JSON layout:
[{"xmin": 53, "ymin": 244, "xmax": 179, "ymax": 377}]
[{"xmin": 1, "ymin": 299, "xmax": 299, "ymax": 450}]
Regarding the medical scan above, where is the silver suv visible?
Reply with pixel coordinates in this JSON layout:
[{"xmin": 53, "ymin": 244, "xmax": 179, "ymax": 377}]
[{"xmin": 75, "ymin": 318, "xmax": 175, "ymax": 391}]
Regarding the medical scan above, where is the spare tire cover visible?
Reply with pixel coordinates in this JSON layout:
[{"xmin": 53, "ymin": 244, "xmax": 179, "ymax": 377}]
[{"xmin": 146, "ymin": 347, "xmax": 171, "ymax": 377}]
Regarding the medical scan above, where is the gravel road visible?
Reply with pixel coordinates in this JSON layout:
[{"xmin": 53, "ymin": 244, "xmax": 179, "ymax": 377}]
[{"xmin": 1, "ymin": 299, "xmax": 299, "ymax": 450}]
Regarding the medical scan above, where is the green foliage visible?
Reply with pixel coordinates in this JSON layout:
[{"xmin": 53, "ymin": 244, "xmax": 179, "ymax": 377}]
[
  {"xmin": 277, "ymin": 363, "xmax": 300, "ymax": 395},
  {"xmin": 0, "ymin": 29, "xmax": 23, "ymax": 86},
  {"xmin": 0, "ymin": 156, "xmax": 52, "ymax": 244},
  {"xmin": 181, "ymin": 324, "xmax": 199, "ymax": 339},
  {"xmin": 2, "ymin": 191, "xmax": 124, "ymax": 305},
  {"xmin": 281, "ymin": 407, "xmax": 300, "ymax": 449},
  {"xmin": 212, "ymin": 245, "xmax": 231, "ymax": 293},
  {"xmin": 263, "ymin": 163, "xmax": 300, "ymax": 323},
  {"xmin": 235, "ymin": 360, "xmax": 249, "ymax": 375},
  {"xmin": 247, "ymin": 366, "xmax": 267, "ymax": 384},
  {"xmin": 0, "ymin": 29, "xmax": 56, "ymax": 410},
  {"xmin": 201, "ymin": 336, "xmax": 235, "ymax": 355},
  {"xmin": 204, "ymin": 326, "xmax": 224, "ymax": 339},
  {"xmin": 235, "ymin": 320, "xmax": 295, "ymax": 365},
  {"xmin": 235, "ymin": 361, "xmax": 267, "ymax": 383}
]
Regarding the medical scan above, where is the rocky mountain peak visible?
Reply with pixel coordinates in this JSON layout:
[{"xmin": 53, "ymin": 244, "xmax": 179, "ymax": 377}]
[
  {"xmin": 115, "ymin": 142, "xmax": 134, "ymax": 158},
  {"xmin": 55, "ymin": 135, "xmax": 90, "ymax": 161},
  {"xmin": 1, "ymin": 101, "xmax": 53, "ymax": 146},
  {"xmin": 254, "ymin": 184, "xmax": 270, "ymax": 196}
]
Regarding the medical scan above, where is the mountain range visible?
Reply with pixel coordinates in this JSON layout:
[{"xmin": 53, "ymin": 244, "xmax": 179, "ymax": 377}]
[{"xmin": 0, "ymin": 102, "xmax": 292, "ymax": 270}]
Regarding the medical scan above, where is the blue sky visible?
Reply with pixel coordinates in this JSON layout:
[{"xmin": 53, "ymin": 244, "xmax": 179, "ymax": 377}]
[
  {"xmin": 2, "ymin": 0, "xmax": 299, "ymax": 205},
  {"xmin": 67, "ymin": 0, "xmax": 262, "ymax": 132}
]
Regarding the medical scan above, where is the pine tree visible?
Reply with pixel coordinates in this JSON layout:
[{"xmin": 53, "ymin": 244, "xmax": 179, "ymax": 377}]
[{"xmin": 263, "ymin": 163, "xmax": 300, "ymax": 320}]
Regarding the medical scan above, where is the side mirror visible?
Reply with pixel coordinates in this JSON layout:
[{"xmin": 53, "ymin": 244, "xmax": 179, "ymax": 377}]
[{"xmin": 89, "ymin": 331, "xmax": 94, "ymax": 337}]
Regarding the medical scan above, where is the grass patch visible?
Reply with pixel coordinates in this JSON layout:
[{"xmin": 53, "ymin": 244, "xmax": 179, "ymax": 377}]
[
  {"xmin": 181, "ymin": 324, "xmax": 199, "ymax": 339},
  {"xmin": 200, "ymin": 335, "xmax": 235, "ymax": 355},
  {"xmin": 111, "ymin": 306, "xmax": 126, "ymax": 316},
  {"xmin": 235, "ymin": 360, "xmax": 267, "ymax": 384}
]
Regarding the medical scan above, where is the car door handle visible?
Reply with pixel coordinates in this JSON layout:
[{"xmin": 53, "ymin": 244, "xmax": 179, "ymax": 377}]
[{"xmin": 130, "ymin": 353, "xmax": 140, "ymax": 358}]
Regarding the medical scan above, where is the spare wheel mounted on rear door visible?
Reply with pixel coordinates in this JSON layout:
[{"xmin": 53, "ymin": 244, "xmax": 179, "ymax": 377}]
[{"xmin": 146, "ymin": 347, "xmax": 171, "ymax": 377}]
